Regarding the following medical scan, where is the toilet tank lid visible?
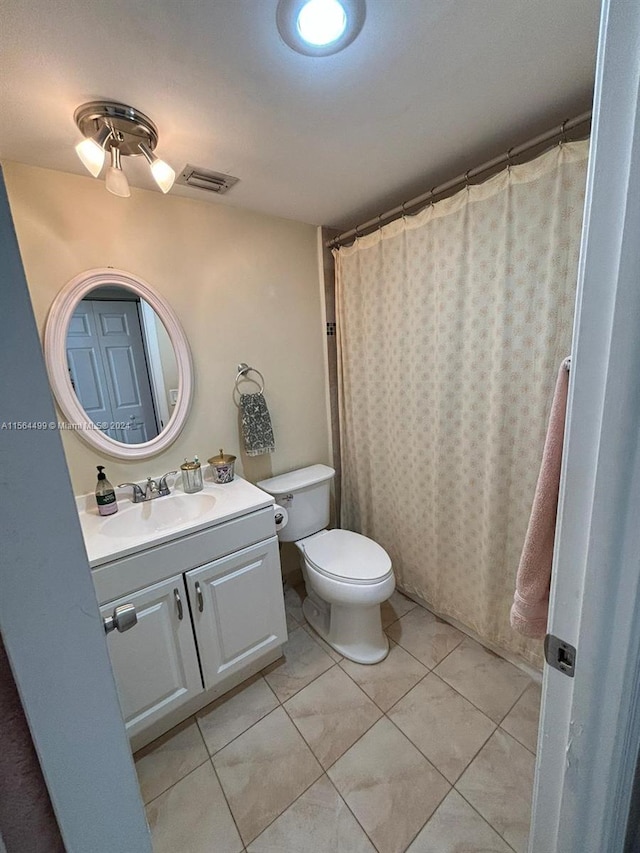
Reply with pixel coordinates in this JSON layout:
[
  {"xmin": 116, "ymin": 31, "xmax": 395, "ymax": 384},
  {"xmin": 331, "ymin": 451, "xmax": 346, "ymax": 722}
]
[{"xmin": 257, "ymin": 464, "xmax": 335, "ymax": 496}]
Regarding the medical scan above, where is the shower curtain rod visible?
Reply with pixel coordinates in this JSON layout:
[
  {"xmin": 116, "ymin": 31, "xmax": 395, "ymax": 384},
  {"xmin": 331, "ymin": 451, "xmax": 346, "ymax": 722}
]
[{"xmin": 326, "ymin": 110, "xmax": 592, "ymax": 249}]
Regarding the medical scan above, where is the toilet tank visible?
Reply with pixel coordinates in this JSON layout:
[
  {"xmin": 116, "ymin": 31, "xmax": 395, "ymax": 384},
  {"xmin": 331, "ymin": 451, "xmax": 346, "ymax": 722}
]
[{"xmin": 257, "ymin": 464, "xmax": 335, "ymax": 542}]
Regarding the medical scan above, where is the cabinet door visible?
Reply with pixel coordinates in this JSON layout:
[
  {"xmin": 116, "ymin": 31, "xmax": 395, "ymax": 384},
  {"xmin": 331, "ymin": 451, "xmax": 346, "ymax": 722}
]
[
  {"xmin": 100, "ymin": 575, "xmax": 202, "ymax": 737},
  {"xmin": 186, "ymin": 537, "xmax": 287, "ymax": 689}
]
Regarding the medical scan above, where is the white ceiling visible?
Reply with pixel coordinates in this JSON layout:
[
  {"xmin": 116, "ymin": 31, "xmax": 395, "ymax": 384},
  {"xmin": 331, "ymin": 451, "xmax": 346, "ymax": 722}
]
[{"xmin": 0, "ymin": 0, "xmax": 600, "ymax": 229}]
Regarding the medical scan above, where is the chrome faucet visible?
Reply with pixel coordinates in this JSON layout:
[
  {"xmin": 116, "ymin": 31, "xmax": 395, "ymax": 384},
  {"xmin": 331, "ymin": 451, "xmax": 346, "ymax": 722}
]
[{"xmin": 118, "ymin": 471, "xmax": 178, "ymax": 503}]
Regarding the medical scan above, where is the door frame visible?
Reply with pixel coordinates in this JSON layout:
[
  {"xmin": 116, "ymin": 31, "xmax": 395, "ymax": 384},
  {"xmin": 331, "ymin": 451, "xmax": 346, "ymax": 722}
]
[
  {"xmin": 529, "ymin": 0, "xmax": 640, "ymax": 850},
  {"xmin": 139, "ymin": 298, "xmax": 172, "ymax": 430},
  {"xmin": 0, "ymin": 168, "xmax": 152, "ymax": 852}
]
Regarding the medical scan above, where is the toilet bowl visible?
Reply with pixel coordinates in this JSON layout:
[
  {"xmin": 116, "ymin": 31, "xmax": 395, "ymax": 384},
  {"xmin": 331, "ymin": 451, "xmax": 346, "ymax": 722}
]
[
  {"xmin": 257, "ymin": 465, "xmax": 395, "ymax": 664},
  {"xmin": 297, "ymin": 529, "xmax": 395, "ymax": 663}
]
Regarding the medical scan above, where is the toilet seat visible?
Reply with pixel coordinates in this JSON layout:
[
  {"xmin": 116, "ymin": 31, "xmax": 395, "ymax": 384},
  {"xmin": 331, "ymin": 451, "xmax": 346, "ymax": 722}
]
[{"xmin": 302, "ymin": 529, "xmax": 392, "ymax": 585}]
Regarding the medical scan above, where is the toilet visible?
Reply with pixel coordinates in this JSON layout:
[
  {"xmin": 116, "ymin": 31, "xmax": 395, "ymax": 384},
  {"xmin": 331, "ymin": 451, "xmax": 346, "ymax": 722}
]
[{"xmin": 258, "ymin": 464, "xmax": 395, "ymax": 664}]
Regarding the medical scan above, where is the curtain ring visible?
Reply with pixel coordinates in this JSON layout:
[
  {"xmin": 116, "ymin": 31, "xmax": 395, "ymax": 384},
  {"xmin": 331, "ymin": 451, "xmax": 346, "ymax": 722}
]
[
  {"xmin": 560, "ymin": 119, "xmax": 569, "ymax": 146},
  {"xmin": 354, "ymin": 223, "xmax": 363, "ymax": 239},
  {"xmin": 464, "ymin": 170, "xmax": 471, "ymax": 190},
  {"xmin": 429, "ymin": 186, "xmax": 436, "ymax": 208},
  {"xmin": 506, "ymin": 147, "xmax": 515, "ymax": 173}
]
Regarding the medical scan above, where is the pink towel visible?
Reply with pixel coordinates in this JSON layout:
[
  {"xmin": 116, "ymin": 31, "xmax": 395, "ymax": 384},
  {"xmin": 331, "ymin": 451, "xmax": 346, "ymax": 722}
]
[{"xmin": 510, "ymin": 361, "xmax": 569, "ymax": 638}]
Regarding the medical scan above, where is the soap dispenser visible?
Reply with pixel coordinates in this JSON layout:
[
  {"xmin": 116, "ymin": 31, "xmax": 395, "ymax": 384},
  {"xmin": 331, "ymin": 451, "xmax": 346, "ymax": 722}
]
[{"xmin": 95, "ymin": 465, "xmax": 118, "ymax": 516}]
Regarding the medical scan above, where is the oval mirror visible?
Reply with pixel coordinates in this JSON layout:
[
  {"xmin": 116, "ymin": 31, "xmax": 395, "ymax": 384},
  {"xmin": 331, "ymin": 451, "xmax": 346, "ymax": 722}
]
[{"xmin": 44, "ymin": 268, "xmax": 193, "ymax": 460}]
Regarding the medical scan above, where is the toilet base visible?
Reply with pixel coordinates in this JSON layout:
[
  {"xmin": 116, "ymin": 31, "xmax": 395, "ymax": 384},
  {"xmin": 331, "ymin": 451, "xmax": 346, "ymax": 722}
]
[{"xmin": 302, "ymin": 592, "xmax": 389, "ymax": 665}]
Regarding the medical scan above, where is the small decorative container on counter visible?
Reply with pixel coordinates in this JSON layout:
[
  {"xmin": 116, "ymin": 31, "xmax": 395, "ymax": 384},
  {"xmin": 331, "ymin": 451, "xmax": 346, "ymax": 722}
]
[
  {"xmin": 208, "ymin": 449, "xmax": 236, "ymax": 484},
  {"xmin": 181, "ymin": 457, "xmax": 203, "ymax": 493}
]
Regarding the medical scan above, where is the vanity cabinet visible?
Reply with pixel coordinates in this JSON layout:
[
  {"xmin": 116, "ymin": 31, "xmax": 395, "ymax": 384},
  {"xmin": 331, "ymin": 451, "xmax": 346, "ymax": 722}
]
[
  {"xmin": 94, "ymin": 504, "xmax": 288, "ymax": 747},
  {"xmin": 99, "ymin": 575, "xmax": 202, "ymax": 734},
  {"xmin": 186, "ymin": 537, "xmax": 284, "ymax": 688}
]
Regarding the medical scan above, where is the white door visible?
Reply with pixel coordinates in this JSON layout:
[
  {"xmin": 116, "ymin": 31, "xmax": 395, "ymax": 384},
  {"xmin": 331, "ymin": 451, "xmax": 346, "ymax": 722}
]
[
  {"xmin": 101, "ymin": 575, "xmax": 203, "ymax": 738},
  {"xmin": 66, "ymin": 300, "xmax": 116, "ymax": 437},
  {"xmin": 68, "ymin": 299, "xmax": 160, "ymax": 442},
  {"xmin": 0, "ymin": 168, "xmax": 152, "ymax": 851},
  {"xmin": 185, "ymin": 538, "xmax": 287, "ymax": 689},
  {"xmin": 529, "ymin": 0, "xmax": 640, "ymax": 850}
]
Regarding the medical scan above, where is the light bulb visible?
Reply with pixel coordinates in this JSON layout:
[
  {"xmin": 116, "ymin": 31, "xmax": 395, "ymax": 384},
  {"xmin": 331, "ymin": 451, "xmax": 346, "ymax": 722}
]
[
  {"xmin": 105, "ymin": 167, "xmax": 131, "ymax": 197},
  {"xmin": 138, "ymin": 141, "xmax": 175, "ymax": 194},
  {"xmin": 75, "ymin": 138, "xmax": 106, "ymax": 177},
  {"xmin": 150, "ymin": 159, "xmax": 175, "ymax": 193},
  {"xmin": 105, "ymin": 147, "xmax": 130, "ymax": 197},
  {"xmin": 297, "ymin": 0, "xmax": 347, "ymax": 46}
]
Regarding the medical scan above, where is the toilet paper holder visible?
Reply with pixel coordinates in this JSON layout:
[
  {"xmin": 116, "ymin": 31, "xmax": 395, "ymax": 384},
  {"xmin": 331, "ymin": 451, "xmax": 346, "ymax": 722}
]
[{"xmin": 273, "ymin": 503, "xmax": 288, "ymax": 531}]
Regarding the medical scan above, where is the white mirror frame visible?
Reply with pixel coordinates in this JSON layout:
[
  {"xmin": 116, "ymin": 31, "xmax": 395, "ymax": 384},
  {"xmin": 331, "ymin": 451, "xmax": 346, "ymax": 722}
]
[{"xmin": 44, "ymin": 268, "xmax": 194, "ymax": 460}]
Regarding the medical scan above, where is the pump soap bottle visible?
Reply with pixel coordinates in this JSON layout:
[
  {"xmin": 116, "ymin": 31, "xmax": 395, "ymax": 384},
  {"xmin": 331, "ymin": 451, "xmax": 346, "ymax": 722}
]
[{"xmin": 95, "ymin": 466, "xmax": 118, "ymax": 516}]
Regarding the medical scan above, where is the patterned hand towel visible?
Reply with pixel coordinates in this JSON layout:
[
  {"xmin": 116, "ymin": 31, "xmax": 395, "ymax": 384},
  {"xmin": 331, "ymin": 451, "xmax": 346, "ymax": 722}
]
[
  {"xmin": 240, "ymin": 392, "xmax": 275, "ymax": 456},
  {"xmin": 510, "ymin": 361, "xmax": 569, "ymax": 638}
]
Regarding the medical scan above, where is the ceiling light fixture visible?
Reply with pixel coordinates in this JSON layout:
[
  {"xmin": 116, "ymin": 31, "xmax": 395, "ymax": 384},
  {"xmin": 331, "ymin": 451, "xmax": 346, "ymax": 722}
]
[
  {"xmin": 276, "ymin": 0, "xmax": 365, "ymax": 56},
  {"xmin": 297, "ymin": 0, "xmax": 346, "ymax": 45},
  {"xmin": 74, "ymin": 101, "xmax": 175, "ymax": 196}
]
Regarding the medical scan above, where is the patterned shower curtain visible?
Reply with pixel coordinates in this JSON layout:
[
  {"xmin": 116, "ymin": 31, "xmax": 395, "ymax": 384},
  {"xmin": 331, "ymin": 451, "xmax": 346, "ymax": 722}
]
[{"xmin": 334, "ymin": 141, "xmax": 588, "ymax": 665}]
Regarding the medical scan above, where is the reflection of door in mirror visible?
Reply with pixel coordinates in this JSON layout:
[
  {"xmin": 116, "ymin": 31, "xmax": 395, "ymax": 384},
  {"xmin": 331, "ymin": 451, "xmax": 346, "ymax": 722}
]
[{"xmin": 67, "ymin": 296, "xmax": 162, "ymax": 444}]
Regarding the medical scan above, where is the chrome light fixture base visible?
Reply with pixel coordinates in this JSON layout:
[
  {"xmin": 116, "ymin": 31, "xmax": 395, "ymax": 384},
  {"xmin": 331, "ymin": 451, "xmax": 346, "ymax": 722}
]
[{"xmin": 74, "ymin": 100, "xmax": 159, "ymax": 156}]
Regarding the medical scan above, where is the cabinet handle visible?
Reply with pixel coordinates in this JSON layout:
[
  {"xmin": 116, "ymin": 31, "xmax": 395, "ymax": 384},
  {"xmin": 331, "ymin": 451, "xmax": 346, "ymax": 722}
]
[
  {"xmin": 195, "ymin": 581, "xmax": 204, "ymax": 612},
  {"xmin": 174, "ymin": 588, "xmax": 183, "ymax": 620}
]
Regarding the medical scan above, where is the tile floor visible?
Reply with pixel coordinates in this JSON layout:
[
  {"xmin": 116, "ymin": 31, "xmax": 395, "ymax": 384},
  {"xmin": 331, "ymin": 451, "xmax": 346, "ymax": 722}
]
[{"xmin": 137, "ymin": 585, "xmax": 541, "ymax": 853}]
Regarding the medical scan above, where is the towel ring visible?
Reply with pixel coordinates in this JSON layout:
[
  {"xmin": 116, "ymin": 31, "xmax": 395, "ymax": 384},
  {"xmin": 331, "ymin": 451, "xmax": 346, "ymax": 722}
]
[{"xmin": 235, "ymin": 363, "xmax": 265, "ymax": 395}]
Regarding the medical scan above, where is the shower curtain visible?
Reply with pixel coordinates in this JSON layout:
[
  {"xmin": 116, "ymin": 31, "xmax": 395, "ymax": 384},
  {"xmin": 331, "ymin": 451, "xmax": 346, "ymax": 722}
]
[{"xmin": 335, "ymin": 140, "xmax": 588, "ymax": 665}]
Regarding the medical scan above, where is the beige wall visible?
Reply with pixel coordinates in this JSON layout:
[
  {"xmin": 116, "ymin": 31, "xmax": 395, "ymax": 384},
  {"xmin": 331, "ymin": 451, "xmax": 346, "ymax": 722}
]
[{"xmin": 3, "ymin": 162, "xmax": 330, "ymax": 497}]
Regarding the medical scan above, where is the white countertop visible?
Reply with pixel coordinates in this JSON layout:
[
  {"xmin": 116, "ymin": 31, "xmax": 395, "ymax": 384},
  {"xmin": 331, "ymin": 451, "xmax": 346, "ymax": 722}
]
[{"xmin": 76, "ymin": 473, "xmax": 274, "ymax": 567}]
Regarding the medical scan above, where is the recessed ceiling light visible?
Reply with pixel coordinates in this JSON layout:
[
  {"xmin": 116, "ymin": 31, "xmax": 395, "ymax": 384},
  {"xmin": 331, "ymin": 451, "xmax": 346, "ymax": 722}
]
[
  {"xmin": 297, "ymin": 0, "xmax": 346, "ymax": 46},
  {"xmin": 277, "ymin": 0, "xmax": 366, "ymax": 57}
]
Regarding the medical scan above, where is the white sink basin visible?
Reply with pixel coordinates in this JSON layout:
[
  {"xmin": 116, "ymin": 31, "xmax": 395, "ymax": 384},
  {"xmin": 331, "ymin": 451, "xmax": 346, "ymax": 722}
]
[
  {"xmin": 99, "ymin": 493, "xmax": 217, "ymax": 540},
  {"xmin": 76, "ymin": 476, "xmax": 275, "ymax": 567}
]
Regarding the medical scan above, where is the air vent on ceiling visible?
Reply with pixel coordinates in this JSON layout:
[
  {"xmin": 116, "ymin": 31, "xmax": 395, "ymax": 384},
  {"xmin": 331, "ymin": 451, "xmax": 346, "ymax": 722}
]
[{"xmin": 176, "ymin": 165, "xmax": 240, "ymax": 194}]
